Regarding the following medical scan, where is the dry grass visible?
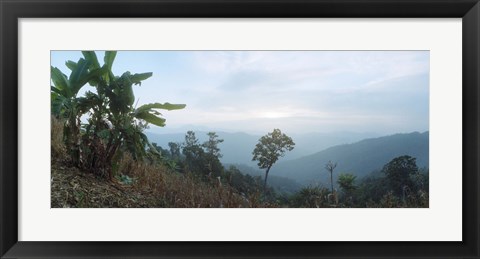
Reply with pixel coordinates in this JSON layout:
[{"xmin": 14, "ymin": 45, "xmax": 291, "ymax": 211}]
[
  {"xmin": 51, "ymin": 161, "xmax": 163, "ymax": 208},
  {"xmin": 119, "ymin": 153, "xmax": 270, "ymax": 208},
  {"xmin": 51, "ymin": 116, "xmax": 66, "ymax": 161},
  {"xmin": 363, "ymin": 190, "xmax": 429, "ymax": 208},
  {"xmin": 50, "ymin": 115, "xmax": 275, "ymax": 208},
  {"xmin": 51, "ymin": 152, "xmax": 276, "ymax": 208}
]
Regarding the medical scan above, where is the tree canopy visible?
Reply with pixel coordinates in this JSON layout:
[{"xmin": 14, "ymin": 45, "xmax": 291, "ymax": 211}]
[
  {"xmin": 252, "ymin": 128, "xmax": 295, "ymax": 190},
  {"xmin": 382, "ymin": 155, "xmax": 418, "ymax": 197}
]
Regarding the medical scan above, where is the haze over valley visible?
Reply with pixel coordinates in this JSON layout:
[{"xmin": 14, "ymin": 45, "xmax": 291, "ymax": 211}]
[
  {"xmin": 147, "ymin": 130, "xmax": 429, "ymax": 191},
  {"xmin": 51, "ymin": 50, "xmax": 429, "ymax": 208}
]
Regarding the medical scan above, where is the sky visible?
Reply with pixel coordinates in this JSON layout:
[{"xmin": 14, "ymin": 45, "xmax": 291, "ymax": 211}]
[{"xmin": 51, "ymin": 50, "xmax": 429, "ymax": 135}]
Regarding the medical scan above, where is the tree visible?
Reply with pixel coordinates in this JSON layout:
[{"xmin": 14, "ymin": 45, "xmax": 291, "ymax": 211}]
[
  {"xmin": 182, "ymin": 131, "xmax": 206, "ymax": 174},
  {"xmin": 82, "ymin": 52, "xmax": 185, "ymax": 179},
  {"xmin": 203, "ymin": 132, "xmax": 224, "ymax": 158},
  {"xmin": 415, "ymin": 167, "xmax": 429, "ymax": 192},
  {"xmin": 337, "ymin": 173, "xmax": 356, "ymax": 193},
  {"xmin": 168, "ymin": 142, "xmax": 181, "ymax": 159},
  {"xmin": 52, "ymin": 51, "xmax": 186, "ymax": 179},
  {"xmin": 225, "ymin": 165, "xmax": 262, "ymax": 195},
  {"xmin": 181, "ymin": 131, "xmax": 225, "ymax": 178},
  {"xmin": 182, "ymin": 131, "xmax": 202, "ymax": 159},
  {"xmin": 356, "ymin": 172, "xmax": 389, "ymax": 204},
  {"xmin": 202, "ymin": 132, "xmax": 224, "ymax": 177},
  {"xmin": 325, "ymin": 161, "xmax": 337, "ymax": 194},
  {"xmin": 252, "ymin": 129, "xmax": 295, "ymax": 191},
  {"xmin": 337, "ymin": 173, "xmax": 357, "ymax": 204},
  {"xmin": 382, "ymin": 155, "xmax": 418, "ymax": 198}
]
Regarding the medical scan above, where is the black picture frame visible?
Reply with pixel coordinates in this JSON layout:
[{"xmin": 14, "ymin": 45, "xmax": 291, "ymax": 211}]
[{"xmin": 1, "ymin": 0, "xmax": 479, "ymax": 258}]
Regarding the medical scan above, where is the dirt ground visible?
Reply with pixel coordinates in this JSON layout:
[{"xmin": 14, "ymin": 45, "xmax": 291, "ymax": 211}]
[{"xmin": 50, "ymin": 160, "xmax": 163, "ymax": 208}]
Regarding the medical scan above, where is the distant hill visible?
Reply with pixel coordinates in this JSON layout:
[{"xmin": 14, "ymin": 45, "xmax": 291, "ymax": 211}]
[
  {"xmin": 145, "ymin": 131, "xmax": 379, "ymax": 166},
  {"xmin": 270, "ymin": 131, "xmax": 429, "ymax": 186}
]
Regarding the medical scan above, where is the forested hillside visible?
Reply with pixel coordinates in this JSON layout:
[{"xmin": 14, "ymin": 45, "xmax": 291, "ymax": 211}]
[
  {"xmin": 271, "ymin": 132, "xmax": 429, "ymax": 185},
  {"xmin": 225, "ymin": 163, "xmax": 303, "ymax": 194},
  {"xmin": 51, "ymin": 51, "xmax": 429, "ymax": 208}
]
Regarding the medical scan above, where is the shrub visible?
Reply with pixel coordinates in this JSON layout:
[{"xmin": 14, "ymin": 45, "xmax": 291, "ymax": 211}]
[{"xmin": 290, "ymin": 185, "xmax": 330, "ymax": 208}]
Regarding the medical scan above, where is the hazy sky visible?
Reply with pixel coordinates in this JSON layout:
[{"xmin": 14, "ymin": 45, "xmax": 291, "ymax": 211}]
[{"xmin": 51, "ymin": 50, "xmax": 429, "ymax": 135}]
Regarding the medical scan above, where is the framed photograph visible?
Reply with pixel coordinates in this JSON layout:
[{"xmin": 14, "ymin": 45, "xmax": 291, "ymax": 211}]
[{"xmin": 1, "ymin": 0, "xmax": 479, "ymax": 258}]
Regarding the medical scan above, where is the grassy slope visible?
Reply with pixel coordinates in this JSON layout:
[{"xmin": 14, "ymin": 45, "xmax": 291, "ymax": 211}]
[
  {"xmin": 51, "ymin": 160, "xmax": 162, "ymax": 208},
  {"xmin": 51, "ymin": 156, "xmax": 272, "ymax": 208},
  {"xmin": 52, "ymin": 117, "xmax": 269, "ymax": 208}
]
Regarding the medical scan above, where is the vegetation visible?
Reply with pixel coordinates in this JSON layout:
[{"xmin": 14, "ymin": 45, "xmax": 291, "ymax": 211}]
[
  {"xmin": 337, "ymin": 173, "xmax": 357, "ymax": 206},
  {"xmin": 51, "ymin": 51, "xmax": 428, "ymax": 208},
  {"xmin": 382, "ymin": 155, "xmax": 418, "ymax": 198},
  {"xmin": 252, "ymin": 129, "xmax": 295, "ymax": 191},
  {"xmin": 269, "ymin": 132, "xmax": 429, "ymax": 185},
  {"xmin": 51, "ymin": 51, "xmax": 185, "ymax": 179},
  {"xmin": 289, "ymin": 185, "xmax": 330, "ymax": 208},
  {"xmin": 325, "ymin": 160, "xmax": 337, "ymax": 194}
]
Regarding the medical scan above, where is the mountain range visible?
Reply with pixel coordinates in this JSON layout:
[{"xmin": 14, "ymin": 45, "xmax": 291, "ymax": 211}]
[
  {"xmin": 270, "ymin": 131, "xmax": 429, "ymax": 185},
  {"xmin": 146, "ymin": 130, "xmax": 379, "ymax": 166}
]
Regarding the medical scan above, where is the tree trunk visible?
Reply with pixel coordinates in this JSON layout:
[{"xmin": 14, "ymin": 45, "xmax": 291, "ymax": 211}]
[
  {"xmin": 263, "ymin": 166, "xmax": 271, "ymax": 193},
  {"xmin": 69, "ymin": 114, "xmax": 80, "ymax": 167},
  {"xmin": 330, "ymin": 171, "xmax": 334, "ymax": 194}
]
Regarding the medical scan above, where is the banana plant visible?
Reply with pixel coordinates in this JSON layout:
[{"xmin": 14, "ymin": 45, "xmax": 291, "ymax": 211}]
[
  {"xmin": 120, "ymin": 102, "xmax": 186, "ymax": 162},
  {"xmin": 133, "ymin": 102, "xmax": 186, "ymax": 127},
  {"xmin": 65, "ymin": 51, "xmax": 187, "ymax": 180},
  {"xmin": 51, "ymin": 54, "xmax": 108, "ymax": 166}
]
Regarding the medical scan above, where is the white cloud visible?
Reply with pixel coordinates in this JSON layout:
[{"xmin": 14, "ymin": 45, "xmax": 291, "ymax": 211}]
[{"xmin": 52, "ymin": 50, "xmax": 429, "ymax": 135}]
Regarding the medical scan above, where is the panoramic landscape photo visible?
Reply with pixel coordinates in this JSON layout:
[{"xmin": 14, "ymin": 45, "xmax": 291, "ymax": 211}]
[{"xmin": 51, "ymin": 50, "xmax": 429, "ymax": 208}]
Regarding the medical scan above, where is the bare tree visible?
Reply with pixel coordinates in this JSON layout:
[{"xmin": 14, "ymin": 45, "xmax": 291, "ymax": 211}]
[{"xmin": 325, "ymin": 160, "xmax": 337, "ymax": 194}]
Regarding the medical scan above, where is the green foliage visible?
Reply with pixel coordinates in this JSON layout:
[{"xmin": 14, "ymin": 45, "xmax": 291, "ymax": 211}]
[
  {"xmin": 182, "ymin": 131, "xmax": 205, "ymax": 170},
  {"xmin": 168, "ymin": 142, "xmax": 181, "ymax": 159},
  {"xmin": 184, "ymin": 131, "xmax": 200, "ymax": 150},
  {"xmin": 290, "ymin": 185, "xmax": 330, "ymax": 208},
  {"xmin": 51, "ymin": 51, "xmax": 185, "ymax": 179},
  {"xmin": 134, "ymin": 103, "xmax": 186, "ymax": 127},
  {"xmin": 253, "ymin": 129, "xmax": 295, "ymax": 170},
  {"xmin": 203, "ymin": 132, "xmax": 225, "ymax": 178},
  {"xmin": 252, "ymin": 129, "xmax": 295, "ymax": 190},
  {"xmin": 226, "ymin": 163, "xmax": 302, "ymax": 195},
  {"xmin": 414, "ymin": 167, "xmax": 429, "ymax": 192},
  {"xmin": 356, "ymin": 172, "xmax": 389, "ymax": 205},
  {"xmin": 382, "ymin": 155, "xmax": 418, "ymax": 197},
  {"xmin": 224, "ymin": 166, "xmax": 263, "ymax": 195},
  {"xmin": 354, "ymin": 156, "xmax": 428, "ymax": 207},
  {"xmin": 203, "ymin": 132, "xmax": 224, "ymax": 158},
  {"xmin": 337, "ymin": 173, "xmax": 357, "ymax": 205},
  {"xmin": 181, "ymin": 131, "xmax": 225, "ymax": 178},
  {"xmin": 337, "ymin": 173, "xmax": 357, "ymax": 194},
  {"xmin": 51, "ymin": 55, "xmax": 109, "ymax": 166},
  {"xmin": 51, "ymin": 52, "xmax": 429, "ymax": 208},
  {"xmin": 269, "ymin": 132, "xmax": 429, "ymax": 185},
  {"xmin": 165, "ymin": 160, "xmax": 181, "ymax": 173}
]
